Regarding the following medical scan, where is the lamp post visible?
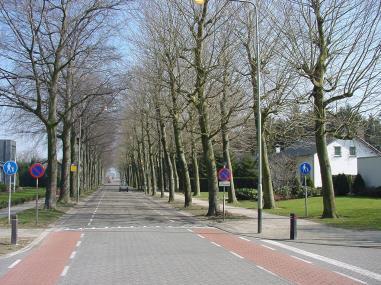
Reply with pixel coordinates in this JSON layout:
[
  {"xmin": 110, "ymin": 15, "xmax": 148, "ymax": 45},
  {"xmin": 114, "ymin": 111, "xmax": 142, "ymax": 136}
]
[{"xmin": 194, "ymin": 0, "xmax": 262, "ymax": 233}]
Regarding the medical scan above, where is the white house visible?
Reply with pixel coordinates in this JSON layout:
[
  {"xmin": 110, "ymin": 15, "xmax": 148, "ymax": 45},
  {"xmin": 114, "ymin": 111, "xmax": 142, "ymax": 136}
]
[{"xmin": 283, "ymin": 138, "xmax": 381, "ymax": 188}]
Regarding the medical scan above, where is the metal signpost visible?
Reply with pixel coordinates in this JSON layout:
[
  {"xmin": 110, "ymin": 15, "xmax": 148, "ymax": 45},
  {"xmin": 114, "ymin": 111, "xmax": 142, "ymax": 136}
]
[
  {"xmin": 3, "ymin": 161, "xmax": 18, "ymax": 224},
  {"xmin": 29, "ymin": 163, "xmax": 45, "ymax": 225},
  {"xmin": 299, "ymin": 162, "xmax": 312, "ymax": 217},
  {"xmin": 218, "ymin": 166, "xmax": 231, "ymax": 221}
]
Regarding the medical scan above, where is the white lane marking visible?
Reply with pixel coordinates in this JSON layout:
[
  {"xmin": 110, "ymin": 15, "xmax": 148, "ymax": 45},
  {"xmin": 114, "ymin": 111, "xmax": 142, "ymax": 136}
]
[
  {"xmin": 187, "ymin": 229, "xmax": 193, "ymax": 232},
  {"xmin": 169, "ymin": 220, "xmax": 175, "ymax": 223},
  {"xmin": 334, "ymin": 271, "xmax": 367, "ymax": 284},
  {"xmin": 211, "ymin": 242, "xmax": 221, "ymax": 247},
  {"xmin": 61, "ymin": 266, "xmax": 70, "ymax": 277},
  {"xmin": 239, "ymin": 236, "xmax": 250, "ymax": 242},
  {"xmin": 89, "ymin": 219, "xmax": 93, "ymax": 222},
  {"xmin": 261, "ymin": 245, "xmax": 276, "ymax": 251},
  {"xmin": 257, "ymin": 265, "xmax": 278, "ymax": 277},
  {"xmin": 290, "ymin": 255, "xmax": 312, "ymax": 264},
  {"xmin": 117, "ymin": 226, "xmax": 121, "ymax": 229},
  {"xmin": 76, "ymin": 241, "xmax": 82, "ymax": 247},
  {"xmin": 105, "ymin": 227, "xmax": 109, "ymax": 229},
  {"xmin": 70, "ymin": 251, "xmax": 76, "ymax": 259},
  {"xmin": 197, "ymin": 234, "xmax": 205, "ymax": 239},
  {"xmin": 87, "ymin": 222, "xmax": 91, "ymax": 226},
  {"xmin": 143, "ymin": 226, "xmax": 147, "ymax": 228},
  {"xmin": 80, "ymin": 233, "xmax": 85, "ymax": 238},
  {"xmin": 8, "ymin": 259, "xmax": 21, "ymax": 269},
  {"xmin": 262, "ymin": 239, "xmax": 381, "ymax": 282},
  {"xmin": 230, "ymin": 251, "xmax": 244, "ymax": 259}
]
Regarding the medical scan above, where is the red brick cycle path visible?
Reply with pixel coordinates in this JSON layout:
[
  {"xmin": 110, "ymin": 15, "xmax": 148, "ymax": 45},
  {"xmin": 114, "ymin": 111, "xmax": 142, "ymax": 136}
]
[
  {"xmin": 0, "ymin": 231, "xmax": 81, "ymax": 285},
  {"xmin": 194, "ymin": 228, "xmax": 361, "ymax": 285}
]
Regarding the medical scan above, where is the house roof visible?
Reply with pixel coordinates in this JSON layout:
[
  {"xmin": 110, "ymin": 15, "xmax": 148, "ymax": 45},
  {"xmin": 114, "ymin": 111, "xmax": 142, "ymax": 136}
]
[
  {"xmin": 283, "ymin": 138, "xmax": 335, "ymax": 157},
  {"xmin": 282, "ymin": 137, "xmax": 381, "ymax": 157}
]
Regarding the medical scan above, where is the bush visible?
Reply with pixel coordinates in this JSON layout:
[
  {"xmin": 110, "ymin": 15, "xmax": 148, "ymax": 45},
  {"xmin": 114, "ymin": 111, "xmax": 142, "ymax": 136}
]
[
  {"xmin": 333, "ymin": 174, "xmax": 350, "ymax": 196},
  {"xmin": 235, "ymin": 188, "xmax": 257, "ymax": 200},
  {"xmin": 352, "ymin": 174, "xmax": 366, "ymax": 195},
  {"xmin": 291, "ymin": 176, "xmax": 302, "ymax": 197},
  {"xmin": 0, "ymin": 184, "xmax": 7, "ymax": 192},
  {"xmin": 359, "ymin": 187, "xmax": 381, "ymax": 198}
]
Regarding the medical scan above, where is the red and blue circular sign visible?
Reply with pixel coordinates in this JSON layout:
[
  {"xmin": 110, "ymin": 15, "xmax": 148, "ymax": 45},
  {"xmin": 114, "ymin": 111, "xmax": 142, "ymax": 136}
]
[
  {"xmin": 29, "ymin": 163, "xmax": 46, "ymax": 179},
  {"xmin": 218, "ymin": 167, "xmax": 231, "ymax": 181}
]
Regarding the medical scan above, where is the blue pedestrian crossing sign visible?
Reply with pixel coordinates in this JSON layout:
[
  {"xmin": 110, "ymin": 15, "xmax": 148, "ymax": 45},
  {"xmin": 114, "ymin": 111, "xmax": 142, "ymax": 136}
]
[
  {"xmin": 3, "ymin": 161, "xmax": 18, "ymax": 175},
  {"xmin": 299, "ymin": 162, "xmax": 312, "ymax": 175}
]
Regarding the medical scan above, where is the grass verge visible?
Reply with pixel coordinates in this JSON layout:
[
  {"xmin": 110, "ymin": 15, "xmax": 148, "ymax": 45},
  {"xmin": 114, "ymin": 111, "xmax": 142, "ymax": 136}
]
[{"xmin": 0, "ymin": 187, "xmax": 45, "ymax": 209}]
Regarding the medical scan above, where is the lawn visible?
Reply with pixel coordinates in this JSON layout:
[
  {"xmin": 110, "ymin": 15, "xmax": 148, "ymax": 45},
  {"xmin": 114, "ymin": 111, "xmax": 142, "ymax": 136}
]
[
  {"xmin": 0, "ymin": 187, "xmax": 45, "ymax": 209},
  {"xmin": 266, "ymin": 196, "xmax": 381, "ymax": 231},
  {"xmin": 195, "ymin": 193, "xmax": 381, "ymax": 230}
]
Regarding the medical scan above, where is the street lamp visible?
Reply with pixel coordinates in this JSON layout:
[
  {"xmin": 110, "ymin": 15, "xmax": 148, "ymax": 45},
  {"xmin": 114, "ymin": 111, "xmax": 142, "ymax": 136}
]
[{"xmin": 195, "ymin": 0, "xmax": 263, "ymax": 233}]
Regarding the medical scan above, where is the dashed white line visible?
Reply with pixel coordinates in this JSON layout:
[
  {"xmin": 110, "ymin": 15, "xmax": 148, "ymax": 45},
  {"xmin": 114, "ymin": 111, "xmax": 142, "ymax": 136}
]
[
  {"xmin": 257, "ymin": 265, "xmax": 278, "ymax": 277},
  {"xmin": 197, "ymin": 234, "xmax": 205, "ymax": 239},
  {"xmin": 70, "ymin": 251, "xmax": 76, "ymax": 259},
  {"xmin": 61, "ymin": 266, "xmax": 70, "ymax": 277},
  {"xmin": 261, "ymin": 245, "xmax": 276, "ymax": 251},
  {"xmin": 262, "ymin": 239, "xmax": 381, "ymax": 282},
  {"xmin": 80, "ymin": 233, "xmax": 85, "ymax": 238},
  {"xmin": 8, "ymin": 259, "xmax": 21, "ymax": 269},
  {"xmin": 239, "ymin": 236, "xmax": 251, "ymax": 242},
  {"xmin": 76, "ymin": 241, "xmax": 82, "ymax": 247},
  {"xmin": 290, "ymin": 255, "xmax": 312, "ymax": 264},
  {"xmin": 230, "ymin": 251, "xmax": 244, "ymax": 259},
  {"xmin": 169, "ymin": 220, "xmax": 175, "ymax": 223},
  {"xmin": 211, "ymin": 242, "xmax": 221, "ymax": 247},
  {"xmin": 187, "ymin": 229, "xmax": 193, "ymax": 232},
  {"xmin": 334, "ymin": 271, "xmax": 367, "ymax": 284}
]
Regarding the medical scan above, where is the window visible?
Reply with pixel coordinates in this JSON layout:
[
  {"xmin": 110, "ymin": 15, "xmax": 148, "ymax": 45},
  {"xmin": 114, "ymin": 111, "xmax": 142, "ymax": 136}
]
[
  {"xmin": 334, "ymin": 146, "xmax": 341, "ymax": 156},
  {"xmin": 349, "ymin": 146, "xmax": 356, "ymax": 156}
]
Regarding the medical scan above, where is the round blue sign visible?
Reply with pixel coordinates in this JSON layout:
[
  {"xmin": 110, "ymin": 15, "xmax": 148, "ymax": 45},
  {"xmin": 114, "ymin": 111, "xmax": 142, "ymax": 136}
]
[
  {"xmin": 218, "ymin": 168, "xmax": 231, "ymax": 181},
  {"xmin": 299, "ymin": 162, "xmax": 312, "ymax": 175},
  {"xmin": 3, "ymin": 161, "xmax": 18, "ymax": 175}
]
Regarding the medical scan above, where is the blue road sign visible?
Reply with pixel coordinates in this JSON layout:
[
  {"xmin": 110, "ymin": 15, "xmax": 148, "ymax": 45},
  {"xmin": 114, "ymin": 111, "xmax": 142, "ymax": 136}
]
[
  {"xmin": 3, "ymin": 161, "xmax": 18, "ymax": 175},
  {"xmin": 299, "ymin": 162, "xmax": 312, "ymax": 175},
  {"xmin": 218, "ymin": 167, "xmax": 231, "ymax": 181}
]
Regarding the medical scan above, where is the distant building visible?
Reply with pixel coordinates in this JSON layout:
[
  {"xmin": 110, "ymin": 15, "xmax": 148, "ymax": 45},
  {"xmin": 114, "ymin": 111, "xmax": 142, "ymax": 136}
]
[{"xmin": 0, "ymin": 140, "xmax": 17, "ymax": 184}]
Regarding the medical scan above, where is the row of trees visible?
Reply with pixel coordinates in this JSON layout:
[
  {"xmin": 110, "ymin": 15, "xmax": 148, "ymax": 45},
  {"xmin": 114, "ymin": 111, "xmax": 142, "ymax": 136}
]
[
  {"xmin": 119, "ymin": 0, "xmax": 381, "ymax": 218},
  {"xmin": 0, "ymin": 0, "xmax": 127, "ymax": 207}
]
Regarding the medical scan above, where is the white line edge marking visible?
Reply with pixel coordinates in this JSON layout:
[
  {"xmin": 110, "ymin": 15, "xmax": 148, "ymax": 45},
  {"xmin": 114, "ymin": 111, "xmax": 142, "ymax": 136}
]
[
  {"xmin": 169, "ymin": 220, "xmax": 175, "ymax": 223},
  {"xmin": 187, "ymin": 229, "xmax": 193, "ymax": 232},
  {"xmin": 261, "ymin": 245, "xmax": 276, "ymax": 251},
  {"xmin": 262, "ymin": 239, "xmax": 381, "ymax": 282},
  {"xmin": 239, "ymin": 236, "xmax": 250, "ymax": 242},
  {"xmin": 80, "ymin": 233, "xmax": 85, "ymax": 238},
  {"xmin": 211, "ymin": 242, "xmax": 221, "ymax": 247},
  {"xmin": 61, "ymin": 266, "xmax": 70, "ymax": 277},
  {"xmin": 70, "ymin": 251, "xmax": 76, "ymax": 259},
  {"xmin": 8, "ymin": 259, "xmax": 21, "ymax": 269},
  {"xmin": 76, "ymin": 241, "xmax": 82, "ymax": 247},
  {"xmin": 197, "ymin": 234, "xmax": 205, "ymax": 239},
  {"xmin": 230, "ymin": 251, "xmax": 244, "ymax": 259},
  {"xmin": 334, "ymin": 271, "xmax": 367, "ymax": 284},
  {"xmin": 290, "ymin": 255, "xmax": 312, "ymax": 264},
  {"xmin": 257, "ymin": 265, "xmax": 278, "ymax": 277}
]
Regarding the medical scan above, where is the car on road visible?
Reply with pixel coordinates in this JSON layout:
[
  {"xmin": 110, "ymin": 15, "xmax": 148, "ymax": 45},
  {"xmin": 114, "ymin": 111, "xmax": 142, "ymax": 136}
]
[{"xmin": 119, "ymin": 185, "xmax": 129, "ymax": 192}]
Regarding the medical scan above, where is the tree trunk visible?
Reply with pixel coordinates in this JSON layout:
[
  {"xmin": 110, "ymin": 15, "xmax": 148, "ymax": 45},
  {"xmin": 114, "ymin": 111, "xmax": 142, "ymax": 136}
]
[
  {"xmin": 146, "ymin": 123, "xmax": 157, "ymax": 196},
  {"xmin": 262, "ymin": 132, "xmax": 275, "ymax": 209},
  {"xmin": 59, "ymin": 123, "xmax": 71, "ymax": 203},
  {"xmin": 172, "ymin": 153, "xmax": 179, "ymax": 193},
  {"xmin": 70, "ymin": 128, "xmax": 77, "ymax": 198},
  {"xmin": 45, "ymin": 124, "xmax": 57, "ymax": 209},
  {"xmin": 314, "ymin": 88, "xmax": 337, "ymax": 218},
  {"xmin": 191, "ymin": 139, "xmax": 201, "ymax": 197}
]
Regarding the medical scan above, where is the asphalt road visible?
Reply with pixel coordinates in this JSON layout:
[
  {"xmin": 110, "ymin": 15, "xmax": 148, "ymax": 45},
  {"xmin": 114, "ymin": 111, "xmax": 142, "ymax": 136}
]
[{"xmin": 0, "ymin": 184, "xmax": 380, "ymax": 284}]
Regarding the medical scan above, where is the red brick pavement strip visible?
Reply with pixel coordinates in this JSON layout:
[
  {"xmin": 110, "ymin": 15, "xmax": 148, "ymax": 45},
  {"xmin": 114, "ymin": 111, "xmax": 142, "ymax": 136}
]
[
  {"xmin": 194, "ymin": 228, "xmax": 361, "ymax": 285},
  {"xmin": 0, "ymin": 231, "xmax": 81, "ymax": 285}
]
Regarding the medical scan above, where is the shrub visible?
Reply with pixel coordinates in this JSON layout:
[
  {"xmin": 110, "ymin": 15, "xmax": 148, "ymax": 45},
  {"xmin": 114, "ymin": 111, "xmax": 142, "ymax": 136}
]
[
  {"xmin": 275, "ymin": 186, "xmax": 292, "ymax": 200},
  {"xmin": 333, "ymin": 174, "xmax": 350, "ymax": 196},
  {"xmin": 291, "ymin": 176, "xmax": 302, "ymax": 197},
  {"xmin": 0, "ymin": 184, "xmax": 7, "ymax": 192},
  {"xmin": 235, "ymin": 188, "xmax": 257, "ymax": 200},
  {"xmin": 352, "ymin": 174, "xmax": 366, "ymax": 195}
]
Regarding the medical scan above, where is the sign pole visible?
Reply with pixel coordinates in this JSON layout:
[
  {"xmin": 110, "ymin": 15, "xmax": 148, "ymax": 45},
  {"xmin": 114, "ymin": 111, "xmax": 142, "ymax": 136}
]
[
  {"xmin": 8, "ymin": 175, "xmax": 12, "ymax": 224},
  {"xmin": 36, "ymin": 178, "xmax": 39, "ymax": 225},
  {"xmin": 304, "ymin": 175, "xmax": 308, "ymax": 217},
  {"xmin": 223, "ymin": 186, "xmax": 225, "ymax": 221}
]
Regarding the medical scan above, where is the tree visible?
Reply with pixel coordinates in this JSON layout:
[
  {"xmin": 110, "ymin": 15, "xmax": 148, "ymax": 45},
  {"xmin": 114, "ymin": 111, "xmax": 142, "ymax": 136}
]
[{"xmin": 278, "ymin": 0, "xmax": 381, "ymax": 218}]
